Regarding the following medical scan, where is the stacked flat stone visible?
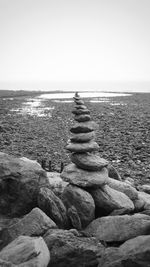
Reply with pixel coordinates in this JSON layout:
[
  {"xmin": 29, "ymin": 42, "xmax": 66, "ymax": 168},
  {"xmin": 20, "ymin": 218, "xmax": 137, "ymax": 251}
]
[{"xmin": 61, "ymin": 93, "xmax": 109, "ymax": 188}]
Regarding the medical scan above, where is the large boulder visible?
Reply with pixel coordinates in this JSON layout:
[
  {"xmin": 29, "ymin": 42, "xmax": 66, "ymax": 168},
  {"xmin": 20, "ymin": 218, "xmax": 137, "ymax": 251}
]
[
  {"xmin": 0, "ymin": 153, "xmax": 49, "ymax": 216},
  {"xmin": 1, "ymin": 207, "xmax": 57, "ymax": 247},
  {"xmin": 47, "ymin": 172, "xmax": 68, "ymax": 197},
  {"xmin": 90, "ymin": 185, "xmax": 134, "ymax": 214},
  {"xmin": 84, "ymin": 214, "xmax": 150, "ymax": 243},
  {"xmin": 38, "ymin": 187, "xmax": 69, "ymax": 228},
  {"xmin": 108, "ymin": 177, "xmax": 138, "ymax": 200},
  {"xmin": 98, "ymin": 235, "xmax": 150, "ymax": 267},
  {"xmin": 61, "ymin": 163, "xmax": 108, "ymax": 188},
  {"xmin": 62, "ymin": 185, "xmax": 95, "ymax": 229},
  {"xmin": 71, "ymin": 153, "xmax": 108, "ymax": 171},
  {"xmin": 0, "ymin": 235, "xmax": 50, "ymax": 267},
  {"xmin": 44, "ymin": 228, "xmax": 104, "ymax": 267}
]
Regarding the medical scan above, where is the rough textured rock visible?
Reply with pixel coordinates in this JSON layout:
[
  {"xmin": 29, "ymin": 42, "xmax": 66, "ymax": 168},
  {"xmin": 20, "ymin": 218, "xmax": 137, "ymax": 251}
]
[
  {"xmin": 0, "ymin": 259, "xmax": 15, "ymax": 266},
  {"xmin": 70, "ymin": 121, "xmax": 97, "ymax": 133},
  {"xmin": 47, "ymin": 172, "xmax": 68, "ymax": 197},
  {"xmin": 74, "ymin": 114, "xmax": 91, "ymax": 122},
  {"xmin": 66, "ymin": 141, "xmax": 99, "ymax": 153},
  {"xmin": 61, "ymin": 163, "xmax": 109, "ymax": 188},
  {"xmin": 0, "ymin": 235, "xmax": 50, "ymax": 267},
  {"xmin": 1, "ymin": 207, "xmax": 57, "ymax": 247},
  {"xmin": 98, "ymin": 235, "xmax": 150, "ymax": 267},
  {"xmin": 138, "ymin": 184, "xmax": 150, "ymax": 194},
  {"xmin": 67, "ymin": 206, "xmax": 82, "ymax": 230},
  {"xmin": 133, "ymin": 197, "xmax": 145, "ymax": 212},
  {"xmin": 38, "ymin": 187, "xmax": 69, "ymax": 228},
  {"xmin": 71, "ymin": 153, "xmax": 108, "ymax": 171},
  {"xmin": 107, "ymin": 164, "xmax": 122, "ymax": 181},
  {"xmin": 138, "ymin": 191, "xmax": 150, "ymax": 209},
  {"xmin": 84, "ymin": 214, "xmax": 150, "ymax": 243},
  {"xmin": 0, "ymin": 152, "xmax": 49, "ymax": 216},
  {"xmin": 70, "ymin": 131, "xmax": 95, "ymax": 143},
  {"xmin": 43, "ymin": 228, "xmax": 104, "ymax": 267},
  {"xmin": 108, "ymin": 177, "xmax": 138, "ymax": 200},
  {"xmin": 90, "ymin": 185, "xmax": 134, "ymax": 214},
  {"xmin": 62, "ymin": 185, "xmax": 95, "ymax": 229}
]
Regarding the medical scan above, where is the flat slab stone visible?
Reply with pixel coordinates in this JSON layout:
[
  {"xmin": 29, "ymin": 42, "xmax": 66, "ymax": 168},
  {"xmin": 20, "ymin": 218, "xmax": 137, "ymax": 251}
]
[
  {"xmin": 75, "ymin": 104, "xmax": 87, "ymax": 110},
  {"xmin": 74, "ymin": 114, "xmax": 91, "ymax": 122},
  {"xmin": 71, "ymin": 153, "xmax": 108, "ymax": 171},
  {"xmin": 60, "ymin": 163, "xmax": 109, "ymax": 188},
  {"xmin": 72, "ymin": 109, "xmax": 90, "ymax": 115},
  {"xmin": 70, "ymin": 131, "xmax": 95, "ymax": 143},
  {"xmin": 66, "ymin": 141, "xmax": 99, "ymax": 153},
  {"xmin": 70, "ymin": 121, "xmax": 97, "ymax": 133},
  {"xmin": 75, "ymin": 99, "xmax": 84, "ymax": 105}
]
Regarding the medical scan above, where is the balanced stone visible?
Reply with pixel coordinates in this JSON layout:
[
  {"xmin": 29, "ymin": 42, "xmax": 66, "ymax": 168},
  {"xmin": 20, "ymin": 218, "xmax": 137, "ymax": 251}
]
[
  {"xmin": 70, "ymin": 121, "xmax": 97, "ymax": 133},
  {"xmin": 70, "ymin": 131, "xmax": 95, "ymax": 143},
  {"xmin": 74, "ymin": 114, "xmax": 91, "ymax": 122},
  {"xmin": 61, "ymin": 163, "xmax": 109, "ymax": 188},
  {"xmin": 75, "ymin": 99, "xmax": 84, "ymax": 105},
  {"xmin": 72, "ymin": 109, "xmax": 90, "ymax": 115},
  {"xmin": 75, "ymin": 105, "xmax": 87, "ymax": 110},
  {"xmin": 66, "ymin": 141, "xmax": 99, "ymax": 153},
  {"xmin": 71, "ymin": 153, "xmax": 108, "ymax": 171}
]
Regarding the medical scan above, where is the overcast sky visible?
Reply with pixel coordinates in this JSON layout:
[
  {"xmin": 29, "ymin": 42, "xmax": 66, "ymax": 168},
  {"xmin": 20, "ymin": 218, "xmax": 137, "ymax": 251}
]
[{"xmin": 0, "ymin": 0, "xmax": 150, "ymax": 91}]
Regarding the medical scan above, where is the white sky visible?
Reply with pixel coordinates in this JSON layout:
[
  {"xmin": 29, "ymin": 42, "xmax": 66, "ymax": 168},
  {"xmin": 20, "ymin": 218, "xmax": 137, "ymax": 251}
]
[{"xmin": 0, "ymin": 0, "xmax": 150, "ymax": 91}]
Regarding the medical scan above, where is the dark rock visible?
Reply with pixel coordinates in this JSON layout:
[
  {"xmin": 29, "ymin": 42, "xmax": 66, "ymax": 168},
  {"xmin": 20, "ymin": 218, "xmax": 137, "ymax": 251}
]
[
  {"xmin": 70, "ymin": 131, "xmax": 95, "ymax": 143},
  {"xmin": 67, "ymin": 206, "xmax": 82, "ymax": 230},
  {"xmin": 74, "ymin": 114, "xmax": 91, "ymax": 122},
  {"xmin": 72, "ymin": 109, "xmax": 90, "ymax": 115},
  {"xmin": 84, "ymin": 214, "xmax": 150, "ymax": 243},
  {"xmin": 38, "ymin": 187, "xmax": 69, "ymax": 228},
  {"xmin": 0, "ymin": 153, "xmax": 49, "ymax": 216},
  {"xmin": 43, "ymin": 228, "xmax": 104, "ymax": 267},
  {"xmin": 70, "ymin": 121, "xmax": 97, "ymax": 133},
  {"xmin": 62, "ymin": 184, "xmax": 95, "ymax": 228},
  {"xmin": 0, "ymin": 235, "xmax": 50, "ymax": 267},
  {"xmin": 61, "ymin": 163, "xmax": 109, "ymax": 188},
  {"xmin": 75, "ymin": 104, "xmax": 87, "ymax": 110},
  {"xmin": 71, "ymin": 153, "xmax": 108, "ymax": 171},
  {"xmin": 66, "ymin": 141, "xmax": 99, "ymax": 153},
  {"xmin": 0, "ymin": 207, "xmax": 57, "ymax": 247}
]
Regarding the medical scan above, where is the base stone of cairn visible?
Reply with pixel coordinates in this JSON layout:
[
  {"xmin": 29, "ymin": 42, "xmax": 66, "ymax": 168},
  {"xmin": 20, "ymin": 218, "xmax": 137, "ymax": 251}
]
[{"xmin": 61, "ymin": 92, "xmax": 109, "ymax": 189}]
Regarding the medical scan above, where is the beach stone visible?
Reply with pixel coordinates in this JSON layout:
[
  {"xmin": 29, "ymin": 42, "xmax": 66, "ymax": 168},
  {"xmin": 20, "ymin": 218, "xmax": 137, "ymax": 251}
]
[
  {"xmin": 91, "ymin": 185, "xmax": 134, "ymax": 214},
  {"xmin": 133, "ymin": 197, "xmax": 145, "ymax": 212},
  {"xmin": 38, "ymin": 187, "xmax": 69, "ymax": 228},
  {"xmin": 0, "ymin": 152, "xmax": 49, "ymax": 216},
  {"xmin": 0, "ymin": 235, "xmax": 50, "ymax": 267},
  {"xmin": 75, "ymin": 104, "xmax": 87, "ymax": 110},
  {"xmin": 72, "ymin": 109, "xmax": 90, "ymax": 115},
  {"xmin": 98, "ymin": 235, "xmax": 150, "ymax": 267},
  {"xmin": 61, "ymin": 163, "xmax": 109, "ymax": 188},
  {"xmin": 84, "ymin": 213, "xmax": 150, "ymax": 243},
  {"xmin": 70, "ymin": 121, "xmax": 97, "ymax": 133},
  {"xmin": 71, "ymin": 153, "xmax": 108, "ymax": 171},
  {"xmin": 47, "ymin": 172, "xmax": 68, "ymax": 197},
  {"xmin": 44, "ymin": 228, "xmax": 104, "ymax": 267},
  {"xmin": 75, "ymin": 99, "xmax": 84, "ymax": 105},
  {"xmin": 67, "ymin": 206, "xmax": 82, "ymax": 230},
  {"xmin": 0, "ymin": 207, "xmax": 57, "ymax": 247},
  {"xmin": 108, "ymin": 177, "xmax": 138, "ymax": 200},
  {"xmin": 138, "ymin": 184, "xmax": 150, "ymax": 194},
  {"xmin": 0, "ymin": 259, "xmax": 15, "ymax": 266},
  {"xmin": 74, "ymin": 114, "xmax": 91, "ymax": 122},
  {"xmin": 107, "ymin": 164, "xmax": 122, "ymax": 181},
  {"xmin": 70, "ymin": 131, "xmax": 95, "ymax": 143},
  {"xmin": 62, "ymin": 184, "xmax": 95, "ymax": 228},
  {"xmin": 137, "ymin": 191, "xmax": 150, "ymax": 209},
  {"xmin": 66, "ymin": 141, "xmax": 99, "ymax": 153}
]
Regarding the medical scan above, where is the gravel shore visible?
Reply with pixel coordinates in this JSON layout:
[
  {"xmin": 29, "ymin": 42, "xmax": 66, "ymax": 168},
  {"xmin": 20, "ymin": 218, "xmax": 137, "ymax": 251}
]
[{"xmin": 0, "ymin": 92, "xmax": 149, "ymax": 185}]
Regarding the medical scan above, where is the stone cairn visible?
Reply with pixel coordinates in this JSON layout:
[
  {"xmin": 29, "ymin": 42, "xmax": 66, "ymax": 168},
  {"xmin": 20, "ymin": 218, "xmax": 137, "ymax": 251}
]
[{"xmin": 61, "ymin": 92, "xmax": 109, "ymax": 188}]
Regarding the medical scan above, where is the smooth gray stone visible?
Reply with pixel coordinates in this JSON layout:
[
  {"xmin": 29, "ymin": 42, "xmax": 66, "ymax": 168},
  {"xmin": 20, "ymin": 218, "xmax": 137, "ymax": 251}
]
[
  {"xmin": 72, "ymin": 109, "xmax": 90, "ymax": 115},
  {"xmin": 70, "ymin": 131, "xmax": 95, "ymax": 143},
  {"xmin": 75, "ymin": 99, "xmax": 84, "ymax": 105},
  {"xmin": 71, "ymin": 153, "xmax": 108, "ymax": 171},
  {"xmin": 75, "ymin": 104, "xmax": 87, "ymax": 110},
  {"xmin": 66, "ymin": 141, "xmax": 99, "ymax": 153},
  {"xmin": 74, "ymin": 114, "xmax": 91, "ymax": 122},
  {"xmin": 70, "ymin": 121, "xmax": 97, "ymax": 133},
  {"xmin": 61, "ymin": 163, "xmax": 109, "ymax": 188}
]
